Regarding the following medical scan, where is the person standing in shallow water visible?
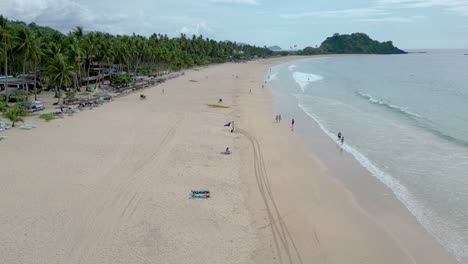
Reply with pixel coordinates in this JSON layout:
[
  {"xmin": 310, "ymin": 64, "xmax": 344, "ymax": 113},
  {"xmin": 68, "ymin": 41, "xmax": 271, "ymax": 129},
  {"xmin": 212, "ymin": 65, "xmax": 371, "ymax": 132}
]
[
  {"xmin": 338, "ymin": 132, "xmax": 342, "ymax": 140},
  {"xmin": 341, "ymin": 136, "xmax": 344, "ymax": 145},
  {"xmin": 291, "ymin": 118, "xmax": 295, "ymax": 130}
]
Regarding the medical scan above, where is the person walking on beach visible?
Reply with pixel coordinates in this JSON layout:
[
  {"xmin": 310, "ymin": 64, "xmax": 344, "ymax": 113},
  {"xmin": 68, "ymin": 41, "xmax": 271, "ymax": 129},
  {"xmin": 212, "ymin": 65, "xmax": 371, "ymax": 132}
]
[
  {"xmin": 291, "ymin": 118, "xmax": 295, "ymax": 130},
  {"xmin": 278, "ymin": 114, "xmax": 282, "ymax": 123}
]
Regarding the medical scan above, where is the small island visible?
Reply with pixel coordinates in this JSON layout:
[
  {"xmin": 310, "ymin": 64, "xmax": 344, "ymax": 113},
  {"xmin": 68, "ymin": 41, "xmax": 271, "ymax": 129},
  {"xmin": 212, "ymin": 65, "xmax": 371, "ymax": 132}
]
[{"xmin": 299, "ymin": 33, "xmax": 407, "ymax": 55}]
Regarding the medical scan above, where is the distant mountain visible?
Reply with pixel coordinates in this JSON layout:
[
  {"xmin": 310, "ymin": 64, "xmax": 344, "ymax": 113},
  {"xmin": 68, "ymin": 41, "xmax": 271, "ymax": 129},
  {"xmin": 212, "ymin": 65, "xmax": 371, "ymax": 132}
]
[
  {"xmin": 10, "ymin": 20, "xmax": 63, "ymax": 38},
  {"xmin": 268, "ymin": 45, "xmax": 282, "ymax": 51},
  {"xmin": 300, "ymin": 33, "xmax": 406, "ymax": 55}
]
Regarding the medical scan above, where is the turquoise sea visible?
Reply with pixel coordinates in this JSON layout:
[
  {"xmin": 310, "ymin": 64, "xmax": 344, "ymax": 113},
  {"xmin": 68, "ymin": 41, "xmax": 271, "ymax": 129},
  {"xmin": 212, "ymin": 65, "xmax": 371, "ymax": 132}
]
[{"xmin": 268, "ymin": 50, "xmax": 468, "ymax": 263}]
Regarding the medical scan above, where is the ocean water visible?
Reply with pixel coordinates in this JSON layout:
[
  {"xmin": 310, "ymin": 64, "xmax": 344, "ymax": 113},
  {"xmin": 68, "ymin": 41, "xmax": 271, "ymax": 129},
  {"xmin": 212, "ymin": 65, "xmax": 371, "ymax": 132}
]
[{"xmin": 268, "ymin": 51, "xmax": 468, "ymax": 263}]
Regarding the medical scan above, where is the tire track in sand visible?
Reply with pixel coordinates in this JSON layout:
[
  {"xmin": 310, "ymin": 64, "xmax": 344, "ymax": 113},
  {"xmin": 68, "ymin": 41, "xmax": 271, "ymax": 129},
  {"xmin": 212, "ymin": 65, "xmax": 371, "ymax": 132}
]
[
  {"xmin": 66, "ymin": 120, "xmax": 181, "ymax": 263},
  {"xmin": 238, "ymin": 128, "xmax": 303, "ymax": 264}
]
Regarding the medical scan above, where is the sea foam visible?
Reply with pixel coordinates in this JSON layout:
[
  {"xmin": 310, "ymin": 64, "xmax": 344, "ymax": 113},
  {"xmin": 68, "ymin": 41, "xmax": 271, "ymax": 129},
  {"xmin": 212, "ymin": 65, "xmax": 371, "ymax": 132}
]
[
  {"xmin": 357, "ymin": 91, "xmax": 421, "ymax": 118},
  {"xmin": 292, "ymin": 72, "xmax": 323, "ymax": 92},
  {"xmin": 297, "ymin": 100, "xmax": 468, "ymax": 263}
]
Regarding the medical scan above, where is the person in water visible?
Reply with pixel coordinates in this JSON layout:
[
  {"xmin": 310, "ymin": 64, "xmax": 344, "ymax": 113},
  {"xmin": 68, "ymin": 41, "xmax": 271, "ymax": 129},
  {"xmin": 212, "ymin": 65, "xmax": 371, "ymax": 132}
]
[
  {"xmin": 341, "ymin": 136, "xmax": 344, "ymax": 145},
  {"xmin": 291, "ymin": 118, "xmax": 295, "ymax": 129},
  {"xmin": 338, "ymin": 132, "xmax": 342, "ymax": 140}
]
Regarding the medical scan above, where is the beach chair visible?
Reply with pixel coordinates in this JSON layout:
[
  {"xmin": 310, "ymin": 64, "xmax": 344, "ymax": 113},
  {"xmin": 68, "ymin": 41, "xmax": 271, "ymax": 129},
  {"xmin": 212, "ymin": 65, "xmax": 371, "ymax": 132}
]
[
  {"xmin": 191, "ymin": 189, "xmax": 210, "ymax": 194},
  {"xmin": 189, "ymin": 193, "xmax": 210, "ymax": 199},
  {"xmin": 20, "ymin": 124, "xmax": 37, "ymax": 130},
  {"xmin": 0, "ymin": 135, "xmax": 7, "ymax": 140}
]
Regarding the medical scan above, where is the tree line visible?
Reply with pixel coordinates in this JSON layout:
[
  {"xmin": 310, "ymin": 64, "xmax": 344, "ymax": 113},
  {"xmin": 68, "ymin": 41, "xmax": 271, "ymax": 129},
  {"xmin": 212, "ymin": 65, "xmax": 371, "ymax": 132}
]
[{"xmin": 0, "ymin": 16, "xmax": 273, "ymax": 101}]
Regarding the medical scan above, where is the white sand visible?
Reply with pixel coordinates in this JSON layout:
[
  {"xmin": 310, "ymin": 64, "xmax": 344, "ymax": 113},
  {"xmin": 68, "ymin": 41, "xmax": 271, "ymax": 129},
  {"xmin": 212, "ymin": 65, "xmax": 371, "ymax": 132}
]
[{"xmin": 0, "ymin": 57, "xmax": 455, "ymax": 263}]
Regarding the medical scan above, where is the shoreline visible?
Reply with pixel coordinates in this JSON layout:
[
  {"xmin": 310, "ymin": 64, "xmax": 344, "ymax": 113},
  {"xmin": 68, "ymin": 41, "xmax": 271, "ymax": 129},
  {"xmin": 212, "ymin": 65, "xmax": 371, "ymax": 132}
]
[
  {"xmin": 265, "ymin": 56, "xmax": 457, "ymax": 263},
  {"xmin": 0, "ymin": 56, "xmax": 456, "ymax": 263}
]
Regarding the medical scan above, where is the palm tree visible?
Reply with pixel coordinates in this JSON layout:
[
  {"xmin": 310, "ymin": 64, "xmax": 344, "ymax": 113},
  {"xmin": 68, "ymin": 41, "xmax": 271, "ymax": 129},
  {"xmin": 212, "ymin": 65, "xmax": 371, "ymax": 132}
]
[
  {"xmin": 1, "ymin": 15, "xmax": 274, "ymax": 99},
  {"xmin": 47, "ymin": 53, "xmax": 74, "ymax": 104},
  {"xmin": 29, "ymin": 34, "xmax": 43, "ymax": 101},
  {"xmin": 72, "ymin": 26, "xmax": 84, "ymax": 39},
  {"xmin": 94, "ymin": 33, "xmax": 114, "ymax": 89},
  {"xmin": 15, "ymin": 26, "xmax": 34, "ymax": 92},
  {"xmin": 67, "ymin": 40, "xmax": 83, "ymax": 92},
  {"xmin": 82, "ymin": 32, "xmax": 98, "ymax": 90},
  {"xmin": 0, "ymin": 16, "xmax": 12, "ymax": 101},
  {"xmin": 4, "ymin": 107, "xmax": 24, "ymax": 127}
]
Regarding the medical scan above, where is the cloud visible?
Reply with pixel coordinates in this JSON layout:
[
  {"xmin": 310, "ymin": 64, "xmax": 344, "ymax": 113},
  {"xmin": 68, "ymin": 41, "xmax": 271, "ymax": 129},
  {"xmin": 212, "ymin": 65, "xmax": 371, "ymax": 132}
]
[
  {"xmin": 358, "ymin": 15, "xmax": 426, "ymax": 23},
  {"xmin": 378, "ymin": 0, "xmax": 468, "ymax": 15},
  {"xmin": 280, "ymin": 7, "xmax": 389, "ymax": 19},
  {"xmin": 280, "ymin": 5, "xmax": 431, "ymax": 23},
  {"xmin": 0, "ymin": 0, "xmax": 127, "ymax": 33},
  {"xmin": 280, "ymin": 0, "xmax": 468, "ymax": 25},
  {"xmin": 178, "ymin": 21, "xmax": 214, "ymax": 37}
]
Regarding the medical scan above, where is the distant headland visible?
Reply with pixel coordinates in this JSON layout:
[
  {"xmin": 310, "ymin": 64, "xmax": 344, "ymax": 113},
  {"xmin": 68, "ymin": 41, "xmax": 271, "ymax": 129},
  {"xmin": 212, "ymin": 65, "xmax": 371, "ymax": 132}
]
[{"xmin": 296, "ymin": 33, "xmax": 407, "ymax": 55}]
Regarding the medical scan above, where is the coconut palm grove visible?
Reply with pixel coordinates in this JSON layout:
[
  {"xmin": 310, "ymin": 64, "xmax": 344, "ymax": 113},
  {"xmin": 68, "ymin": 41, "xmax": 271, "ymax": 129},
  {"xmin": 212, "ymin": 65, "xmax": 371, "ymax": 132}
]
[{"xmin": 0, "ymin": 15, "xmax": 274, "ymax": 101}]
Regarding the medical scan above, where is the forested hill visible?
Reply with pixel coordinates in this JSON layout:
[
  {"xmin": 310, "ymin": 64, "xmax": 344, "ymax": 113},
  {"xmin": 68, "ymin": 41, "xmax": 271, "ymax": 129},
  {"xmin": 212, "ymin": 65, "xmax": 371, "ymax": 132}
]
[
  {"xmin": 10, "ymin": 20, "xmax": 62, "ymax": 38},
  {"xmin": 300, "ymin": 33, "xmax": 406, "ymax": 55}
]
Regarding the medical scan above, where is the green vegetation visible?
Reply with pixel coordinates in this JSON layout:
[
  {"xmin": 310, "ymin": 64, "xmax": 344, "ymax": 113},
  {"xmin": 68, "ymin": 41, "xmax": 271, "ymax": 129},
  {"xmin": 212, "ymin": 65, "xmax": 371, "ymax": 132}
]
[
  {"xmin": 0, "ymin": 100, "xmax": 6, "ymax": 112},
  {"xmin": 0, "ymin": 16, "xmax": 273, "ymax": 101},
  {"xmin": 3, "ymin": 106, "xmax": 25, "ymax": 127},
  {"xmin": 39, "ymin": 113, "xmax": 56, "ymax": 121},
  {"xmin": 299, "ymin": 33, "xmax": 406, "ymax": 55},
  {"xmin": 65, "ymin": 91, "xmax": 75, "ymax": 98},
  {"xmin": 10, "ymin": 20, "xmax": 61, "ymax": 38},
  {"xmin": 9, "ymin": 95, "xmax": 28, "ymax": 102},
  {"xmin": 111, "ymin": 75, "xmax": 132, "ymax": 88}
]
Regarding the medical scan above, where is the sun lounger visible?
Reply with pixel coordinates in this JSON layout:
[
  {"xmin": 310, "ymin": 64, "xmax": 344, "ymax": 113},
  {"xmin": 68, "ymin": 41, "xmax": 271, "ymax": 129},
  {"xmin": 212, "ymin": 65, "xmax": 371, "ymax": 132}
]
[
  {"xmin": 189, "ymin": 193, "xmax": 210, "ymax": 199},
  {"xmin": 0, "ymin": 136, "xmax": 7, "ymax": 140},
  {"xmin": 20, "ymin": 124, "xmax": 37, "ymax": 130},
  {"xmin": 191, "ymin": 189, "xmax": 210, "ymax": 194}
]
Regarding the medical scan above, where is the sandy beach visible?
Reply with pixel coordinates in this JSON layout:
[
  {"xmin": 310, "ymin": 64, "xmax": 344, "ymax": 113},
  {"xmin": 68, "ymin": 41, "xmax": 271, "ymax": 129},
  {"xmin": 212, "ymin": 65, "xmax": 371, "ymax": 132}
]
[{"xmin": 0, "ymin": 57, "xmax": 455, "ymax": 263}]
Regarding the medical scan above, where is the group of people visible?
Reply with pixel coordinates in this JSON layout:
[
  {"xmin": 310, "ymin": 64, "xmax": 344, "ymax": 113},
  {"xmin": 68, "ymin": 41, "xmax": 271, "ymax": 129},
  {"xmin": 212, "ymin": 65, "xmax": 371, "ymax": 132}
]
[
  {"xmin": 337, "ymin": 132, "xmax": 345, "ymax": 145},
  {"xmin": 275, "ymin": 114, "xmax": 296, "ymax": 131},
  {"xmin": 275, "ymin": 114, "xmax": 282, "ymax": 123}
]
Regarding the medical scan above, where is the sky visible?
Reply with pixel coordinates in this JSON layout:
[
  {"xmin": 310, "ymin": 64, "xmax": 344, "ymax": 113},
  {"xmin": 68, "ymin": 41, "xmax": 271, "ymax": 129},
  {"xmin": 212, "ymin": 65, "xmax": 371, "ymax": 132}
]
[{"xmin": 1, "ymin": 0, "xmax": 468, "ymax": 49}]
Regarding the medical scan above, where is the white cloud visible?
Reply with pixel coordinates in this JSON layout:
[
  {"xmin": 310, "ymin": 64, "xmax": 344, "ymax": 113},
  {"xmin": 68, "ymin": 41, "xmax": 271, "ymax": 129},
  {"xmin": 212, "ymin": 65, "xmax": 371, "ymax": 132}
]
[
  {"xmin": 178, "ymin": 21, "xmax": 213, "ymax": 37},
  {"xmin": 358, "ymin": 15, "xmax": 426, "ymax": 23},
  {"xmin": 210, "ymin": 0, "xmax": 258, "ymax": 5},
  {"xmin": 0, "ymin": 0, "xmax": 127, "ymax": 33},
  {"xmin": 280, "ymin": 8, "xmax": 388, "ymax": 19},
  {"xmin": 378, "ymin": 0, "xmax": 468, "ymax": 15}
]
